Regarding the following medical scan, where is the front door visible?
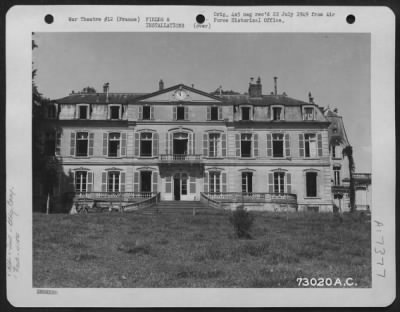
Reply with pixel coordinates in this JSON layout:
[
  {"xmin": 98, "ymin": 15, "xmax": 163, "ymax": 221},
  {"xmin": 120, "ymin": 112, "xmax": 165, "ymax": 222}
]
[{"xmin": 174, "ymin": 176, "xmax": 181, "ymax": 200}]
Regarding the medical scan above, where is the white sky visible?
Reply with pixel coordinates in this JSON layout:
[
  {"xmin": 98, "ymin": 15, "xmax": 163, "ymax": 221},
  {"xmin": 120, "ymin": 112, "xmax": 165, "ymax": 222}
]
[{"xmin": 33, "ymin": 32, "xmax": 371, "ymax": 172}]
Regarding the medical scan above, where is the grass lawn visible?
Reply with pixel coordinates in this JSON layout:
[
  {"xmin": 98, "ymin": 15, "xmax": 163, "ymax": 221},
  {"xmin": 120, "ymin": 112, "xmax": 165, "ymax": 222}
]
[{"xmin": 33, "ymin": 209, "xmax": 371, "ymax": 288}]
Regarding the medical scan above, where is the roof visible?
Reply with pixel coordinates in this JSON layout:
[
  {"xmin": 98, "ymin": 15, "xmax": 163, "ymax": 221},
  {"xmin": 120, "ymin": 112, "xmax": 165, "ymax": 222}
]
[
  {"xmin": 56, "ymin": 93, "xmax": 147, "ymax": 104},
  {"xmin": 324, "ymin": 108, "xmax": 350, "ymax": 145},
  {"xmin": 218, "ymin": 94, "xmax": 310, "ymax": 106}
]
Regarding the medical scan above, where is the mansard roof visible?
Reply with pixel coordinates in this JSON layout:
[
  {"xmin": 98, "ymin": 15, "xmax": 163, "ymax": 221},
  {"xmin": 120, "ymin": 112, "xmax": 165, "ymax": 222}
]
[
  {"xmin": 218, "ymin": 93, "xmax": 311, "ymax": 106},
  {"xmin": 56, "ymin": 92, "xmax": 146, "ymax": 104},
  {"xmin": 324, "ymin": 108, "xmax": 350, "ymax": 146}
]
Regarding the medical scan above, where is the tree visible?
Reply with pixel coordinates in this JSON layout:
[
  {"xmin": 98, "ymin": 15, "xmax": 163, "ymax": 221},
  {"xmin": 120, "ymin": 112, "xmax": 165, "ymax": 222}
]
[{"xmin": 343, "ymin": 145, "xmax": 355, "ymax": 212}]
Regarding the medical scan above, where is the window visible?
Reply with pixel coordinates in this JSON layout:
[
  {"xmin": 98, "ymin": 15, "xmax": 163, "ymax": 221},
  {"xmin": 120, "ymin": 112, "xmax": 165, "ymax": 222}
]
[
  {"xmin": 140, "ymin": 171, "xmax": 152, "ymax": 192},
  {"xmin": 108, "ymin": 133, "xmax": 120, "ymax": 157},
  {"xmin": 211, "ymin": 107, "xmax": 219, "ymax": 120},
  {"xmin": 177, "ymin": 106, "xmax": 185, "ymax": 120},
  {"xmin": 209, "ymin": 172, "xmax": 221, "ymax": 194},
  {"xmin": 140, "ymin": 132, "xmax": 153, "ymax": 156},
  {"xmin": 209, "ymin": 133, "xmax": 221, "ymax": 157},
  {"xmin": 241, "ymin": 107, "xmax": 250, "ymax": 120},
  {"xmin": 304, "ymin": 134, "xmax": 317, "ymax": 158},
  {"xmin": 47, "ymin": 104, "xmax": 57, "ymax": 119},
  {"xmin": 332, "ymin": 145, "xmax": 340, "ymax": 159},
  {"xmin": 242, "ymin": 172, "xmax": 253, "ymax": 193},
  {"xmin": 272, "ymin": 133, "xmax": 284, "ymax": 157},
  {"xmin": 143, "ymin": 106, "xmax": 151, "ymax": 120},
  {"xmin": 76, "ymin": 132, "xmax": 88, "ymax": 156},
  {"xmin": 181, "ymin": 173, "xmax": 188, "ymax": 195},
  {"xmin": 78, "ymin": 105, "xmax": 89, "ymax": 119},
  {"xmin": 274, "ymin": 172, "xmax": 285, "ymax": 194},
  {"xmin": 303, "ymin": 107, "xmax": 314, "ymax": 120},
  {"xmin": 45, "ymin": 132, "xmax": 56, "ymax": 156},
  {"xmin": 108, "ymin": 171, "xmax": 120, "ymax": 192},
  {"xmin": 109, "ymin": 106, "xmax": 121, "ymax": 120},
  {"xmin": 306, "ymin": 172, "xmax": 317, "ymax": 197},
  {"xmin": 272, "ymin": 106, "xmax": 283, "ymax": 120},
  {"xmin": 75, "ymin": 171, "xmax": 87, "ymax": 192},
  {"xmin": 241, "ymin": 134, "xmax": 252, "ymax": 157},
  {"xmin": 334, "ymin": 166, "xmax": 341, "ymax": 186}
]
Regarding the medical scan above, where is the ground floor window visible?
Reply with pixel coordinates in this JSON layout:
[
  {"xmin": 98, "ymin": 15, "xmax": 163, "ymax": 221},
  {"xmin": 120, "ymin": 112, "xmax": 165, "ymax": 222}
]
[
  {"xmin": 274, "ymin": 172, "xmax": 285, "ymax": 194},
  {"xmin": 108, "ymin": 171, "xmax": 120, "ymax": 192},
  {"xmin": 140, "ymin": 171, "xmax": 152, "ymax": 192},
  {"xmin": 306, "ymin": 172, "xmax": 317, "ymax": 197},
  {"xmin": 242, "ymin": 172, "xmax": 253, "ymax": 193},
  {"xmin": 75, "ymin": 171, "xmax": 87, "ymax": 192},
  {"xmin": 209, "ymin": 172, "xmax": 221, "ymax": 193}
]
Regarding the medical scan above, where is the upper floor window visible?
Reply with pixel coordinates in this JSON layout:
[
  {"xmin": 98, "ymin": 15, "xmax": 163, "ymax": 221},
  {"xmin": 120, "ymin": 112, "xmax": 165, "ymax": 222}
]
[
  {"xmin": 140, "ymin": 132, "xmax": 153, "ymax": 157},
  {"xmin": 241, "ymin": 134, "xmax": 252, "ymax": 158},
  {"xmin": 332, "ymin": 145, "xmax": 341, "ymax": 159},
  {"xmin": 241, "ymin": 107, "xmax": 250, "ymax": 120},
  {"xmin": 306, "ymin": 171, "xmax": 318, "ymax": 197},
  {"xmin": 77, "ymin": 104, "xmax": 89, "ymax": 120},
  {"xmin": 271, "ymin": 106, "xmax": 284, "ymax": 121},
  {"xmin": 76, "ymin": 132, "xmax": 89, "ymax": 156},
  {"xmin": 304, "ymin": 134, "xmax": 317, "ymax": 158},
  {"xmin": 333, "ymin": 165, "xmax": 341, "ymax": 186},
  {"xmin": 177, "ymin": 106, "xmax": 185, "ymax": 120},
  {"xmin": 303, "ymin": 107, "xmax": 314, "ymax": 120},
  {"xmin": 209, "ymin": 133, "xmax": 221, "ymax": 157},
  {"xmin": 108, "ymin": 133, "xmax": 121, "ymax": 157},
  {"xmin": 109, "ymin": 105, "xmax": 121, "ymax": 120},
  {"xmin": 143, "ymin": 106, "xmax": 151, "ymax": 120},
  {"xmin": 211, "ymin": 107, "xmax": 219, "ymax": 120},
  {"xmin": 272, "ymin": 134, "xmax": 284, "ymax": 157}
]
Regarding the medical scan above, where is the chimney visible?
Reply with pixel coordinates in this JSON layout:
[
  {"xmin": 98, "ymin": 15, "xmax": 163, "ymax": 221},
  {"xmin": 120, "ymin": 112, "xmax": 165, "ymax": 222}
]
[
  {"xmin": 103, "ymin": 82, "xmax": 110, "ymax": 102},
  {"xmin": 308, "ymin": 92, "xmax": 314, "ymax": 104},
  {"xmin": 219, "ymin": 85, "xmax": 222, "ymax": 96},
  {"xmin": 273, "ymin": 77, "xmax": 278, "ymax": 95},
  {"xmin": 249, "ymin": 76, "xmax": 262, "ymax": 97},
  {"xmin": 159, "ymin": 79, "xmax": 164, "ymax": 90}
]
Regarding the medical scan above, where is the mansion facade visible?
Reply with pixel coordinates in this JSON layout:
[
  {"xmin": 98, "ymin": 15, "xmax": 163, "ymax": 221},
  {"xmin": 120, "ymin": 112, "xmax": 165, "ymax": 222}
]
[{"xmin": 38, "ymin": 78, "xmax": 355, "ymax": 212}]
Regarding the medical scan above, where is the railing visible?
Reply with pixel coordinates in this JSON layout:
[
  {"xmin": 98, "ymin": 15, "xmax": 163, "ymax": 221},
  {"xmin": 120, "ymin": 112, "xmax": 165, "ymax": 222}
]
[
  {"xmin": 353, "ymin": 173, "xmax": 372, "ymax": 180},
  {"xmin": 200, "ymin": 192, "xmax": 222, "ymax": 209},
  {"xmin": 159, "ymin": 154, "xmax": 202, "ymax": 161},
  {"xmin": 355, "ymin": 204, "xmax": 370, "ymax": 211},
  {"xmin": 124, "ymin": 192, "xmax": 161, "ymax": 212},
  {"xmin": 72, "ymin": 192, "xmax": 156, "ymax": 202},
  {"xmin": 201, "ymin": 192, "xmax": 297, "ymax": 203}
]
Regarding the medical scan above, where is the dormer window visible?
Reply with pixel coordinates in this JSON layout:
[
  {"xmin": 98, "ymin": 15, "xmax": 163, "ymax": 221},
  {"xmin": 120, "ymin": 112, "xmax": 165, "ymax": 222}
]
[
  {"xmin": 271, "ymin": 106, "xmax": 284, "ymax": 121},
  {"xmin": 303, "ymin": 106, "xmax": 315, "ymax": 120},
  {"xmin": 241, "ymin": 107, "xmax": 250, "ymax": 121},
  {"xmin": 109, "ymin": 105, "xmax": 121, "ymax": 120},
  {"xmin": 78, "ymin": 104, "xmax": 89, "ymax": 120}
]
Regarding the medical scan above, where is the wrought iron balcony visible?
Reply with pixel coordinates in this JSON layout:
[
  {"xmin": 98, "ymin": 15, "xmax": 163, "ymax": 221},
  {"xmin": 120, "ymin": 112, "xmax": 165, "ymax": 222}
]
[{"xmin": 159, "ymin": 154, "xmax": 203, "ymax": 163}]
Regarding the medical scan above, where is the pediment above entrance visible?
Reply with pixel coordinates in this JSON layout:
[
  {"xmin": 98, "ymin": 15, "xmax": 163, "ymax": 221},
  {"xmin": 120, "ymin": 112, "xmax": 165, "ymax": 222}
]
[{"xmin": 136, "ymin": 84, "xmax": 223, "ymax": 103}]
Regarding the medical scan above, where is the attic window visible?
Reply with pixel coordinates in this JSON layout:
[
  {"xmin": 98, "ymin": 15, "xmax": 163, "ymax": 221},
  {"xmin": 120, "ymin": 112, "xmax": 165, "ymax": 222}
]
[
  {"xmin": 271, "ymin": 106, "xmax": 283, "ymax": 121},
  {"xmin": 303, "ymin": 107, "xmax": 314, "ymax": 120},
  {"xmin": 241, "ymin": 107, "xmax": 250, "ymax": 121},
  {"xmin": 109, "ymin": 105, "xmax": 121, "ymax": 120},
  {"xmin": 211, "ymin": 107, "xmax": 219, "ymax": 120},
  {"xmin": 143, "ymin": 106, "xmax": 151, "ymax": 120},
  {"xmin": 78, "ymin": 105, "xmax": 89, "ymax": 119}
]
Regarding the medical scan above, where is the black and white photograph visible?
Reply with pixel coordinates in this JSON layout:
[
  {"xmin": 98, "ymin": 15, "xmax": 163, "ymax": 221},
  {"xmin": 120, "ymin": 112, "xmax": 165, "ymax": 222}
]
[{"xmin": 6, "ymin": 5, "xmax": 395, "ymax": 307}]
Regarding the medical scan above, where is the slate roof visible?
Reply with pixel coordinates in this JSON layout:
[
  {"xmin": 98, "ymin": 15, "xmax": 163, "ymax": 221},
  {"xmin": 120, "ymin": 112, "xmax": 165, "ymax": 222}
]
[
  {"xmin": 56, "ymin": 93, "xmax": 147, "ymax": 104},
  {"xmin": 217, "ymin": 94, "xmax": 310, "ymax": 106},
  {"xmin": 324, "ymin": 108, "xmax": 350, "ymax": 145}
]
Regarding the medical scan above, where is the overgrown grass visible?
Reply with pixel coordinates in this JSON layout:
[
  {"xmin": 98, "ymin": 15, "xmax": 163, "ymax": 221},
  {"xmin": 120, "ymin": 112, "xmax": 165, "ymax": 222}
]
[{"xmin": 33, "ymin": 210, "xmax": 371, "ymax": 288}]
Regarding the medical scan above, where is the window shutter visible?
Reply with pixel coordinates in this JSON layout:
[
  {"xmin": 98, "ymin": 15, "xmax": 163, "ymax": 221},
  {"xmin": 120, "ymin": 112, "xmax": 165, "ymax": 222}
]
[
  {"xmin": 266, "ymin": 133, "xmax": 272, "ymax": 157},
  {"xmin": 165, "ymin": 176, "xmax": 172, "ymax": 193},
  {"xmin": 218, "ymin": 107, "xmax": 222, "ymax": 120},
  {"xmin": 184, "ymin": 106, "xmax": 189, "ymax": 120},
  {"xmin": 169, "ymin": 133, "xmax": 173, "ymax": 155},
  {"xmin": 101, "ymin": 172, "xmax": 107, "ymax": 192},
  {"xmin": 299, "ymin": 134, "xmax": 304, "ymax": 157},
  {"xmin": 285, "ymin": 133, "xmax": 291, "ymax": 157},
  {"xmin": 268, "ymin": 173, "xmax": 274, "ymax": 193},
  {"xmin": 152, "ymin": 172, "xmax": 158, "ymax": 193},
  {"xmin": 190, "ymin": 176, "xmax": 196, "ymax": 193},
  {"xmin": 138, "ymin": 106, "xmax": 143, "ymax": 120},
  {"xmin": 286, "ymin": 173, "xmax": 292, "ymax": 194},
  {"xmin": 222, "ymin": 172, "xmax": 227, "ymax": 192},
  {"xmin": 87, "ymin": 171, "xmax": 93, "ymax": 192},
  {"xmin": 70, "ymin": 171, "xmax": 76, "ymax": 192},
  {"xmin": 150, "ymin": 106, "xmax": 154, "ymax": 120},
  {"xmin": 55, "ymin": 131, "xmax": 61, "ymax": 156},
  {"xmin": 206, "ymin": 106, "xmax": 211, "ymax": 120},
  {"xmin": 134, "ymin": 171, "xmax": 139, "ymax": 192},
  {"xmin": 204, "ymin": 171, "xmax": 209, "ymax": 192},
  {"xmin": 134, "ymin": 132, "xmax": 139, "ymax": 156},
  {"xmin": 89, "ymin": 133, "xmax": 94, "ymax": 156},
  {"xmin": 317, "ymin": 133, "xmax": 323, "ymax": 157},
  {"xmin": 165, "ymin": 133, "xmax": 169, "ymax": 154},
  {"xmin": 121, "ymin": 133, "xmax": 127, "ymax": 156},
  {"xmin": 70, "ymin": 132, "xmax": 76, "ymax": 156},
  {"xmin": 188, "ymin": 133, "xmax": 193, "ymax": 154},
  {"xmin": 222, "ymin": 133, "xmax": 227, "ymax": 156},
  {"xmin": 152, "ymin": 132, "xmax": 159, "ymax": 156},
  {"xmin": 253, "ymin": 133, "xmax": 259, "ymax": 157},
  {"xmin": 103, "ymin": 133, "xmax": 108, "ymax": 156},
  {"xmin": 203, "ymin": 133, "xmax": 208, "ymax": 156},
  {"xmin": 173, "ymin": 106, "xmax": 177, "ymax": 120},
  {"xmin": 120, "ymin": 172, "xmax": 126, "ymax": 192},
  {"xmin": 192, "ymin": 133, "xmax": 195, "ymax": 154},
  {"xmin": 235, "ymin": 133, "xmax": 241, "ymax": 157}
]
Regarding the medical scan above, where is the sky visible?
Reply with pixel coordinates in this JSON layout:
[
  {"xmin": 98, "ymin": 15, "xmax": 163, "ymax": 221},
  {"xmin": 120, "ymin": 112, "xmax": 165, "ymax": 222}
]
[{"xmin": 33, "ymin": 32, "xmax": 371, "ymax": 172}]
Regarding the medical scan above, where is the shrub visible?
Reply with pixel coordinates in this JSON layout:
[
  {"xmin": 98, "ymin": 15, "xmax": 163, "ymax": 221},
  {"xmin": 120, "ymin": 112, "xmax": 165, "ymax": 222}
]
[{"xmin": 229, "ymin": 206, "xmax": 254, "ymax": 239}]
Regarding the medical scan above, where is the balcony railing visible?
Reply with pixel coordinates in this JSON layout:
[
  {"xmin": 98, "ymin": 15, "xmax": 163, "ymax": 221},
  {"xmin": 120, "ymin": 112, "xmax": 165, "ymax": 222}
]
[
  {"xmin": 202, "ymin": 192, "xmax": 297, "ymax": 203},
  {"xmin": 72, "ymin": 192, "xmax": 156, "ymax": 202},
  {"xmin": 159, "ymin": 154, "xmax": 202, "ymax": 162}
]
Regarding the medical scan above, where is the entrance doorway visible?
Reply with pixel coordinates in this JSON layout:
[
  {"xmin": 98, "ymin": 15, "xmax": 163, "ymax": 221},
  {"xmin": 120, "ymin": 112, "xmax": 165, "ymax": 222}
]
[
  {"xmin": 173, "ymin": 172, "xmax": 188, "ymax": 200},
  {"xmin": 141, "ymin": 171, "xmax": 152, "ymax": 192},
  {"xmin": 173, "ymin": 133, "xmax": 188, "ymax": 155}
]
